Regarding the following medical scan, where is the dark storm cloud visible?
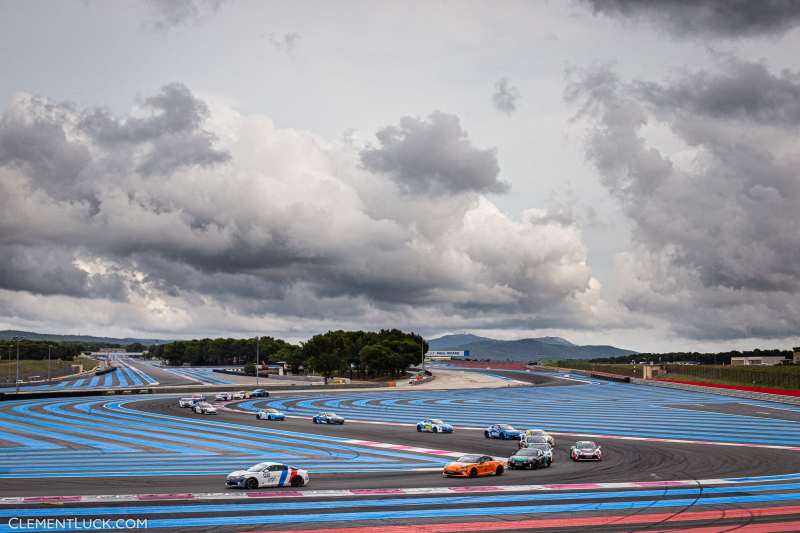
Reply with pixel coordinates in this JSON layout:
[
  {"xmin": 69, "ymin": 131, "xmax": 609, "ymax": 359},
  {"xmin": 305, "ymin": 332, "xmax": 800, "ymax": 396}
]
[
  {"xmin": 360, "ymin": 111, "xmax": 508, "ymax": 195},
  {"xmin": 583, "ymin": 0, "xmax": 800, "ymax": 38},
  {"xmin": 0, "ymin": 86, "xmax": 603, "ymax": 336},
  {"xmin": 146, "ymin": 0, "xmax": 229, "ymax": 31},
  {"xmin": 0, "ymin": 245, "xmax": 127, "ymax": 300},
  {"xmin": 635, "ymin": 58, "xmax": 800, "ymax": 126},
  {"xmin": 0, "ymin": 96, "xmax": 92, "ymax": 201},
  {"xmin": 79, "ymin": 83, "xmax": 230, "ymax": 176},
  {"xmin": 492, "ymin": 78, "xmax": 520, "ymax": 115},
  {"xmin": 566, "ymin": 58, "xmax": 800, "ymax": 340}
]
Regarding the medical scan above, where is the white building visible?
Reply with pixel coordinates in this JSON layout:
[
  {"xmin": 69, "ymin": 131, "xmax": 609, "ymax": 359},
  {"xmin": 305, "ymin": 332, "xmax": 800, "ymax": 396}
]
[{"xmin": 731, "ymin": 356, "xmax": 787, "ymax": 366}]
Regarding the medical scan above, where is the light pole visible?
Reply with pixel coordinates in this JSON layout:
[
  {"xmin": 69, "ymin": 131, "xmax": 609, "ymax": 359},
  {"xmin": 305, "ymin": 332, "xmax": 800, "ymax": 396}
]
[
  {"xmin": 420, "ymin": 335, "xmax": 426, "ymax": 372},
  {"xmin": 255, "ymin": 336, "xmax": 260, "ymax": 386},
  {"xmin": 14, "ymin": 336, "xmax": 21, "ymax": 393},
  {"xmin": 47, "ymin": 345, "xmax": 51, "ymax": 383}
]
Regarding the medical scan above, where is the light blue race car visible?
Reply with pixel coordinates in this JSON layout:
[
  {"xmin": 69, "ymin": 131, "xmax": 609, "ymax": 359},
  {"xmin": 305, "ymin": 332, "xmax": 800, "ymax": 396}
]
[
  {"xmin": 416, "ymin": 418, "xmax": 454, "ymax": 433},
  {"xmin": 256, "ymin": 408, "xmax": 285, "ymax": 421},
  {"xmin": 484, "ymin": 424, "xmax": 523, "ymax": 440}
]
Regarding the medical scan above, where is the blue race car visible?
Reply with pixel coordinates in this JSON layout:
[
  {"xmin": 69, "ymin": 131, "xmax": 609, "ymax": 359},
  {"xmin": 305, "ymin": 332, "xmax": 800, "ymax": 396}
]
[
  {"xmin": 256, "ymin": 408, "xmax": 285, "ymax": 421},
  {"xmin": 312, "ymin": 412, "xmax": 345, "ymax": 424},
  {"xmin": 416, "ymin": 418, "xmax": 454, "ymax": 433},
  {"xmin": 484, "ymin": 424, "xmax": 523, "ymax": 440},
  {"xmin": 251, "ymin": 389, "xmax": 270, "ymax": 398}
]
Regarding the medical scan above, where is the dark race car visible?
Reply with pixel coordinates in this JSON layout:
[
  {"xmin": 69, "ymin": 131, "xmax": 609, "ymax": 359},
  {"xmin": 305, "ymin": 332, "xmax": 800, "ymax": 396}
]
[{"xmin": 508, "ymin": 447, "xmax": 548, "ymax": 470}]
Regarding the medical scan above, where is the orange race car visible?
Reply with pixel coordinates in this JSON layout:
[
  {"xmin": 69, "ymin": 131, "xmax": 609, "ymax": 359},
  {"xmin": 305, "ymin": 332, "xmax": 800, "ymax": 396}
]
[{"xmin": 442, "ymin": 454, "xmax": 504, "ymax": 478}]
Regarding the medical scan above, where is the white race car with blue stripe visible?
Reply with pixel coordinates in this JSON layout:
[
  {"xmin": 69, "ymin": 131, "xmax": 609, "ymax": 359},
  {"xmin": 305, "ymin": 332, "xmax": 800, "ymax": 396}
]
[{"xmin": 226, "ymin": 462, "xmax": 309, "ymax": 489}]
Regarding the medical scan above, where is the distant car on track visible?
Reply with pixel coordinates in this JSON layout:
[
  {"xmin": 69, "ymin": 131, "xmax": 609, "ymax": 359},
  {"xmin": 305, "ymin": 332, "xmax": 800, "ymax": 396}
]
[
  {"xmin": 571, "ymin": 441, "xmax": 602, "ymax": 461},
  {"xmin": 443, "ymin": 455, "xmax": 504, "ymax": 478},
  {"xmin": 251, "ymin": 389, "xmax": 269, "ymax": 397},
  {"xmin": 508, "ymin": 447, "xmax": 548, "ymax": 469},
  {"xmin": 257, "ymin": 408, "xmax": 285, "ymax": 421},
  {"xmin": 484, "ymin": 424, "xmax": 523, "ymax": 440},
  {"xmin": 193, "ymin": 402, "xmax": 218, "ymax": 415},
  {"xmin": 215, "ymin": 392, "xmax": 233, "ymax": 401},
  {"xmin": 178, "ymin": 397, "xmax": 195, "ymax": 408},
  {"xmin": 313, "ymin": 412, "xmax": 344, "ymax": 424},
  {"xmin": 513, "ymin": 440, "xmax": 553, "ymax": 466},
  {"xmin": 417, "ymin": 418, "xmax": 454, "ymax": 433},
  {"xmin": 520, "ymin": 429, "xmax": 555, "ymax": 448},
  {"xmin": 226, "ymin": 462, "xmax": 309, "ymax": 489},
  {"xmin": 233, "ymin": 391, "xmax": 249, "ymax": 400},
  {"xmin": 179, "ymin": 395, "xmax": 205, "ymax": 408}
]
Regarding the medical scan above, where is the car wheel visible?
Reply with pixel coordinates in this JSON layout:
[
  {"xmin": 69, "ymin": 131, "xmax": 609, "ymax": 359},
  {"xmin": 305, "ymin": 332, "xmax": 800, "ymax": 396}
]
[
  {"xmin": 484, "ymin": 431, "xmax": 490, "ymax": 438},
  {"xmin": 432, "ymin": 427, "xmax": 438, "ymax": 433},
  {"xmin": 245, "ymin": 478, "xmax": 258, "ymax": 490},
  {"xmin": 495, "ymin": 465, "xmax": 504, "ymax": 476},
  {"xmin": 313, "ymin": 419, "xmax": 318, "ymax": 424},
  {"xmin": 290, "ymin": 476, "xmax": 304, "ymax": 487},
  {"xmin": 469, "ymin": 468, "xmax": 477, "ymax": 478},
  {"xmin": 417, "ymin": 426, "xmax": 422, "ymax": 432}
]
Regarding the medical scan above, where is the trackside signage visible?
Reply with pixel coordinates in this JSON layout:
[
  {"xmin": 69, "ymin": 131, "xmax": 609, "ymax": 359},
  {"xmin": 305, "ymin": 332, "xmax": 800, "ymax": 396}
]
[{"xmin": 426, "ymin": 351, "xmax": 469, "ymax": 357}]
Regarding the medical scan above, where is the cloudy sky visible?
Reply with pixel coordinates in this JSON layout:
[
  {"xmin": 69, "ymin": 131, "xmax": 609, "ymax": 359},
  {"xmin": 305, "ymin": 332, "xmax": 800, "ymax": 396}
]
[{"xmin": 1, "ymin": 0, "xmax": 800, "ymax": 352}]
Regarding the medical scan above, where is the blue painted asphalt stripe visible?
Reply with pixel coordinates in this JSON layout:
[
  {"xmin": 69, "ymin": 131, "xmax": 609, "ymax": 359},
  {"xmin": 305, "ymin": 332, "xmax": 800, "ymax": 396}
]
[
  {"xmin": 6, "ymin": 481, "xmax": 800, "ymax": 518},
  {"xmin": 102, "ymin": 372, "xmax": 113, "ymax": 387},
  {"xmin": 87, "ymin": 375, "xmax": 99, "ymax": 388},
  {"xmin": 2, "ymin": 403, "xmax": 209, "ymax": 455},
  {"xmin": 106, "ymin": 399, "xmax": 455, "ymax": 463},
  {"xmin": 116, "ymin": 368, "xmax": 130, "ymax": 387},
  {"xmin": 0, "ymin": 413, "xmax": 136, "ymax": 453}
]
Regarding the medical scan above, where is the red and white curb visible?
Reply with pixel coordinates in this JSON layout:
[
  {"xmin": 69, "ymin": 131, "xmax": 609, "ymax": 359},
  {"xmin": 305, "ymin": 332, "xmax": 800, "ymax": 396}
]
[{"xmin": 1, "ymin": 475, "xmax": 777, "ymax": 506}]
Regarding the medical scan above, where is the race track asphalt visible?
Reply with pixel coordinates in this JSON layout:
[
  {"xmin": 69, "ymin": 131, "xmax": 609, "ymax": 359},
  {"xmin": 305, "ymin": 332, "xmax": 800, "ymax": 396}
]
[{"xmin": 5, "ymin": 369, "xmax": 800, "ymax": 532}]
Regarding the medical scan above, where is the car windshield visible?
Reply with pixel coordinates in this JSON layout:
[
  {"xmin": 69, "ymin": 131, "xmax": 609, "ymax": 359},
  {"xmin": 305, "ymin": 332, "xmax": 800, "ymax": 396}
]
[
  {"xmin": 247, "ymin": 463, "xmax": 268, "ymax": 471},
  {"xmin": 516, "ymin": 449, "xmax": 541, "ymax": 456},
  {"xmin": 498, "ymin": 425, "xmax": 515, "ymax": 430},
  {"xmin": 577, "ymin": 442, "xmax": 596, "ymax": 450},
  {"xmin": 526, "ymin": 436, "xmax": 547, "ymax": 443},
  {"xmin": 431, "ymin": 419, "xmax": 444, "ymax": 425},
  {"xmin": 457, "ymin": 455, "xmax": 481, "ymax": 463},
  {"xmin": 527, "ymin": 443, "xmax": 549, "ymax": 450}
]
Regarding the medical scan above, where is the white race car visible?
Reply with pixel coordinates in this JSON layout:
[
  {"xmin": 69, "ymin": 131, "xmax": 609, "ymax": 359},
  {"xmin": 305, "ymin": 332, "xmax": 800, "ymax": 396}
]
[
  {"xmin": 520, "ymin": 428, "xmax": 555, "ymax": 448},
  {"xmin": 215, "ymin": 392, "xmax": 233, "ymax": 401},
  {"xmin": 233, "ymin": 391, "xmax": 248, "ymax": 400},
  {"xmin": 226, "ymin": 462, "xmax": 309, "ymax": 489},
  {"xmin": 178, "ymin": 397, "xmax": 195, "ymax": 408},
  {"xmin": 178, "ymin": 395, "xmax": 204, "ymax": 408},
  {"xmin": 193, "ymin": 402, "xmax": 218, "ymax": 415}
]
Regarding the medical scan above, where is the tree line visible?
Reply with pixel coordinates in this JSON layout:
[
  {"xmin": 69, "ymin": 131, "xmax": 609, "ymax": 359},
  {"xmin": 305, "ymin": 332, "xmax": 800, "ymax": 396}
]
[
  {"xmin": 0, "ymin": 340, "xmax": 112, "ymax": 361},
  {"xmin": 146, "ymin": 329, "xmax": 426, "ymax": 379},
  {"xmin": 591, "ymin": 348, "xmax": 797, "ymax": 365}
]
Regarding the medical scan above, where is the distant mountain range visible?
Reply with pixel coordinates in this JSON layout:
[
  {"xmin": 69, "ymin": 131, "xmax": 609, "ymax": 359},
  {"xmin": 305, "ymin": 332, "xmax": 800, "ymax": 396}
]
[
  {"xmin": 428, "ymin": 334, "xmax": 637, "ymax": 361},
  {"xmin": 0, "ymin": 330, "xmax": 171, "ymax": 346}
]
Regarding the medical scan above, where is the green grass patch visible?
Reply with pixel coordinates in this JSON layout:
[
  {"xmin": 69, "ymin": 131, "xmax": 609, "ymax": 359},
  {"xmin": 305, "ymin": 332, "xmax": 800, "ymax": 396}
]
[{"xmin": 0, "ymin": 357, "xmax": 98, "ymax": 382}]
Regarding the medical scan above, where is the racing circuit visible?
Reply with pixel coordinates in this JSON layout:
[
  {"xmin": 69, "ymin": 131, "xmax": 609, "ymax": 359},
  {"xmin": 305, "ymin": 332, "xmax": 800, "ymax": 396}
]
[{"xmin": 4, "ymin": 364, "xmax": 800, "ymax": 531}]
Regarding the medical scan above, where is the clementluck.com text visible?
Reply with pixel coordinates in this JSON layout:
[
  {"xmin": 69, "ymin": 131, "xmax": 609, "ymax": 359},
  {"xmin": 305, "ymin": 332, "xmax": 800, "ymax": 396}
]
[{"xmin": 8, "ymin": 517, "xmax": 148, "ymax": 530}]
